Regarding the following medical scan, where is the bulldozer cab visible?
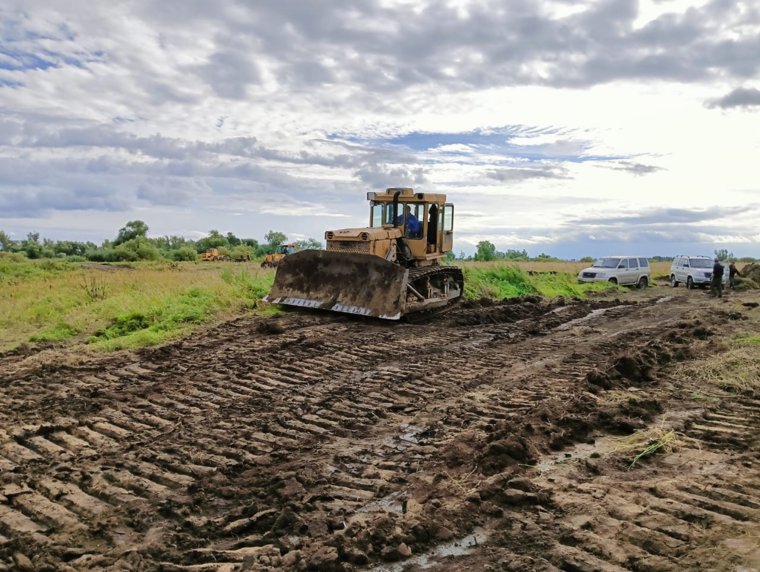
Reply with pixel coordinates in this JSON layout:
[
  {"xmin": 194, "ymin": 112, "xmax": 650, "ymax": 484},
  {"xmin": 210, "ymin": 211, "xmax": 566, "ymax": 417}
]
[
  {"xmin": 368, "ymin": 188, "xmax": 455, "ymax": 262},
  {"xmin": 278, "ymin": 243, "xmax": 298, "ymax": 255}
]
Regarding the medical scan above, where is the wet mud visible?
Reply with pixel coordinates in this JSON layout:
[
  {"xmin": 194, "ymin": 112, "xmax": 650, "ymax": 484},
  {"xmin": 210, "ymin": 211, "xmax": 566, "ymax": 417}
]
[{"xmin": 0, "ymin": 288, "xmax": 758, "ymax": 571}]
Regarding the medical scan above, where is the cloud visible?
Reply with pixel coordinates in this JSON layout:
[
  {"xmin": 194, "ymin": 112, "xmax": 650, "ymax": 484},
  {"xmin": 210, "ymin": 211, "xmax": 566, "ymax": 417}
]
[
  {"xmin": 569, "ymin": 205, "xmax": 753, "ymax": 226},
  {"xmin": 1, "ymin": 1, "xmax": 760, "ymax": 257},
  {"xmin": 706, "ymin": 86, "xmax": 760, "ymax": 109},
  {"xmin": 136, "ymin": 178, "xmax": 211, "ymax": 206},
  {"xmin": 486, "ymin": 165, "xmax": 569, "ymax": 182},
  {"xmin": 603, "ymin": 160, "xmax": 664, "ymax": 176}
]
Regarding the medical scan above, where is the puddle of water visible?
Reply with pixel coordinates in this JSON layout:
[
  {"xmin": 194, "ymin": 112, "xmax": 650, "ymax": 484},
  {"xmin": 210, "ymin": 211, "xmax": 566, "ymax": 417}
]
[
  {"xmin": 382, "ymin": 424, "xmax": 428, "ymax": 449},
  {"xmin": 554, "ymin": 306, "xmax": 618, "ymax": 331},
  {"xmin": 369, "ymin": 528, "xmax": 490, "ymax": 571},
  {"xmin": 355, "ymin": 491, "xmax": 405, "ymax": 514}
]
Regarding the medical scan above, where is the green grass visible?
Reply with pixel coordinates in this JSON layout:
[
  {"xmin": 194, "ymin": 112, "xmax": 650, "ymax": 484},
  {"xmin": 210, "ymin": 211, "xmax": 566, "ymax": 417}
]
[
  {"xmin": 462, "ymin": 264, "xmax": 615, "ymax": 300},
  {"xmin": 734, "ymin": 334, "xmax": 760, "ymax": 347},
  {"xmin": 0, "ymin": 258, "xmax": 275, "ymax": 352},
  {"xmin": 2, "ymin": 257, "xmax": 614, "ymax": 352}
]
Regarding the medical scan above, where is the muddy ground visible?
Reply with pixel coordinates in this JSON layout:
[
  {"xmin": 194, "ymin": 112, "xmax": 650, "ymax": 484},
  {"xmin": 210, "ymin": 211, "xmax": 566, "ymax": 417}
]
[{"xmin": 0, "ymin": 285, "xmax": 758, "ymax": 571}]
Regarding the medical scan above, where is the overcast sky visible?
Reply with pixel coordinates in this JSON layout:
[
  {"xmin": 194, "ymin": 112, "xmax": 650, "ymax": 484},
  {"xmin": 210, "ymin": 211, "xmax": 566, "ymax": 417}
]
[{"xmin": 1, "ymin": 0, "xmax": 759, "ymax": 258}]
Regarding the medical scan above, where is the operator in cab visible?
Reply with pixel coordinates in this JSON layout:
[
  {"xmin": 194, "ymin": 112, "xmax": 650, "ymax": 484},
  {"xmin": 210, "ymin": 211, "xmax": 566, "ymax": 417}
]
[{"xmin": 397, "ymin": 205, "xmax": 421, "ymax": 238}]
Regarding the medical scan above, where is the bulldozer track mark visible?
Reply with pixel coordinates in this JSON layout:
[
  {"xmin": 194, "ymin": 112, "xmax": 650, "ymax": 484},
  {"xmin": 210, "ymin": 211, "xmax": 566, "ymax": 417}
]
[{"xmin": 1, "ymin": 293, "xmax": 758, "ymax": 570}]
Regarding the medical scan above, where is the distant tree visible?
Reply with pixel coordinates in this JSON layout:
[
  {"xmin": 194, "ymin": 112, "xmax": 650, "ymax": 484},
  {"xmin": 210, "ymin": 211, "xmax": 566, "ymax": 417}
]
[
  {"xmin": 226, "ymin": 232, "xmax": 241, "ymax": 247},
  {"xmin": 114, "ymin": 220, "xmax": 149, "ymax": 246},
  {"xmin": 474, "ymin": 240, "xmax": 496, "ymax": 261},
  {"xmin": 533, "ymin": 253, "xmax": 560, "ymax": 262},
  {"xmin": 294, "ymin": 238, "xmax": 322, "ymax": 250},
  {"xmin": 196, "ymin": 230, "xmax": 228, "ymax": 252},
  {"xmin": 714, "ymin": 248, "xmax": 733, "ymax": 261},
  {"xmin": 153, "ymin": 235, "xmax": 193, "ymax": 252},
  {"xmin": 53, "ymin": 240, "xmax": 89, "ymax": 257},
  {"xmin": 0, "ymin": 230, "xmax": 15, "ymax": 252},
  {"xmin": 114, "ymin": 237, "xmax": 161, "ymax": 261},
  {"xmin": 265, "ymin": 230, "xmax": 287, "ymax": 247},
  {"xmin": 171, "ymin": 246, "xmax": 198, "ymax": 261},
  {"xmin": 241, "ymin": 238, "xmax": 259, "ymax": 249},
  {"xmin": 443, "ymin": 251, "xmax": 456, "ymax": 262},
  {"xmin": 580, "ymin": 256, "xmax": 595, "ymax": 263},
  {"xmin": 230, "ymin": 245, "xmax": 254, "ymax": 261},
  {"xmin": 502, "ymin": 249, "xmax": 529, "ymax": 261},
  {"xmin": 22, "ymin": 232, "xmax": 42, "ymax": 259}
]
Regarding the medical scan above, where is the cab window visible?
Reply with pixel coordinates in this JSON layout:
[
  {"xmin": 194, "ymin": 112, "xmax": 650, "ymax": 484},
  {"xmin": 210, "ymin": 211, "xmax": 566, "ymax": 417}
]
[
  {"xmin": 617, "ymin": 259, "xmax": 629, "ymax": 269},
  {"xmin": 627, "ymin": 258, "xmax": 638, "ymax": 268},
  {"xmin": 443, "ymin": 204, "xmax": 454, "ymax": 232}
]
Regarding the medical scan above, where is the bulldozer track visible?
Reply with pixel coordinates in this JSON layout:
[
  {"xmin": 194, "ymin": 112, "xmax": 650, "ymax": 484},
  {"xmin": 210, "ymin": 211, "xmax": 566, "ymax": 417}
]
[{"xmin": 0, "ymin": 290, "xmax": 758, "ymax": 570}]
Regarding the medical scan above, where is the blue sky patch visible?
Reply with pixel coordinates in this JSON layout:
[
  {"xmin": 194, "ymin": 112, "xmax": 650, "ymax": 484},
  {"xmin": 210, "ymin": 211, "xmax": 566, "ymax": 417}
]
[
  {"xmin": 331, "ymin": 127, "xmax": 621, "ymax": 163},
  {"xmin": 0, "ymin": 48, "xmax": 58, "ymax": 71}
]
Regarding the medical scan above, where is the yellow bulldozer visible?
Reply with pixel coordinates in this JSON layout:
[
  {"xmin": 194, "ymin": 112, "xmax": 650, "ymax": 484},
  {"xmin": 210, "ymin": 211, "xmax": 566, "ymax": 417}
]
[
  {"xmin": 200, "ymin": 248, "xmax": 228, "ymax": 261},
  {"xmin": 260, "ymin": 243, "xmax": 299, "ymax": 268},
  {"xmin": 265, "ymin": 187, "xmax": 463, "ymax": 319}
]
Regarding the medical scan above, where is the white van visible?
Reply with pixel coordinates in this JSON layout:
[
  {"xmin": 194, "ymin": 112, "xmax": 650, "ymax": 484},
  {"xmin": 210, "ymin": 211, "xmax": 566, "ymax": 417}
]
[
  {"xmin": 670, "ymin": 255, "xmax": 727, "ymax": 289},
  {"xmin": 578, "ymin": 256, "xmax": 651, "ymax": 288}
]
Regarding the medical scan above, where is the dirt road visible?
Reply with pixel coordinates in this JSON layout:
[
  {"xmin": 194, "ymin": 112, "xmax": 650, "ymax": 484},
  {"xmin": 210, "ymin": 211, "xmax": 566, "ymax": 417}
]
[{"xmin": 1, "ymin": 286, "xmax": 758, "ymax": 571}]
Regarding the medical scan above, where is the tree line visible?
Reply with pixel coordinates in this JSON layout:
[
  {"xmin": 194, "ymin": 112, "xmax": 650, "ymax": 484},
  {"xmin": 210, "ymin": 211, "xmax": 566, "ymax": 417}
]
[
  {"xmin": 0, "ymin": 221, "xmax": 323, "ymax": 262},
  {"xmin": 459, "ymin": 242, "xmax": 756, "ymax": 263}
]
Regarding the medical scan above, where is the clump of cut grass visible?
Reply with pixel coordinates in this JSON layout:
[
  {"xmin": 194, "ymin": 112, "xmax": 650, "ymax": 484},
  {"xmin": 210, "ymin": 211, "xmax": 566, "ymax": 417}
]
[
  {"xmin": 611, "ymin": 425, "xmax": 680, "ymax": 469},
  {"xmin": 674, "ymin": 347, "xmax": 760, "ymax": 394}
]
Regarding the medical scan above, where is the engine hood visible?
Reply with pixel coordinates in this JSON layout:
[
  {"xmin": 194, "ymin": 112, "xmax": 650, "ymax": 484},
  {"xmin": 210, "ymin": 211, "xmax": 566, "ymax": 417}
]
[{"xmin": 325, "ymin": 227, "xmax": 402, "ymax": 241}]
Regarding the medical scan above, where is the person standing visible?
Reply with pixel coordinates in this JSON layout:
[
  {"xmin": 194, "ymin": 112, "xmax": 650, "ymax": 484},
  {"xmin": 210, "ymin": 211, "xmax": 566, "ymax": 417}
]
[
  {"xmin": 728, "ymin": 262, "xmax": 740, "ymax": 289},
  {"xmin": 710, "ymin": 258, "xmax": 725, "ymax": 298}
]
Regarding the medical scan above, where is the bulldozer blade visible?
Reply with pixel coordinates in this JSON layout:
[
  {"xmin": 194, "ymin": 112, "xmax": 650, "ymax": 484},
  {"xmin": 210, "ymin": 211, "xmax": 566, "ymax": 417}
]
[{"xmin": 264, "ymin": 250, "xmax": 409, "ymax": 320}]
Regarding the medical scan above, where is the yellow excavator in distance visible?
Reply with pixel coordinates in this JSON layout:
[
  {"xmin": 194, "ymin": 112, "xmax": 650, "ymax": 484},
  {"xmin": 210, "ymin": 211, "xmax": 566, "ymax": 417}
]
[
  {"xmin": 260, "ymin": 243, "xmax": 299, "ymax": 268},
  {"xmin": 265, "ymin": 187, "xmax": 463, "ymax": 319}
]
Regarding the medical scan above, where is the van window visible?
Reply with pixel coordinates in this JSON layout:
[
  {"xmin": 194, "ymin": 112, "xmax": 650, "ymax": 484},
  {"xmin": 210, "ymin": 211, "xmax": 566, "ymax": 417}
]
[
  {"xmin": 689, "ymin": 258, "xmax": 712, "ymax": 268},
  {"xmin": 638, "ymin": 258, "xmax": 649, "ymax": 267},
  {"xmin": 627, "ymin": 258, "xmax": 639, "ymax": 269},
  {"xmin": 617, "ymin": 259, "xmax": 629, "ymax": 269}
]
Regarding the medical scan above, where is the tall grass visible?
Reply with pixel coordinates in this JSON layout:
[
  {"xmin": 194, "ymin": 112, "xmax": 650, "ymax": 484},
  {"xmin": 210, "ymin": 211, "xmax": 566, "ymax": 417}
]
[
  {"xmin": 462, "ymin": 263, "xmax": 615, "ymax": 300},
  {"xmin": 0, "ymin": 259, "xmax": 274, "ymax": 352},
  {"xmin": 3, "ymin": 258, "xmax": 616, "ymax": 352}
]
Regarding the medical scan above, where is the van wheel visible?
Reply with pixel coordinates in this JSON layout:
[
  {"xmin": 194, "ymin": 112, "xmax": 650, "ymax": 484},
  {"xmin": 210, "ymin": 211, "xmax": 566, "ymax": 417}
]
[
  {"xmin": 670, "ymin": 275, "xmax": 678, "ymax": 288},
  {"xmin": 638, "ymin": 276, "xmax": 648, "ymax": 289},
  {"xmin": 686, "ymin": 277, "xmax": 694, "ymax": 289},
  {"xmin": 608, "ymin": 277, "xmax": 618, "ymax": 285}
]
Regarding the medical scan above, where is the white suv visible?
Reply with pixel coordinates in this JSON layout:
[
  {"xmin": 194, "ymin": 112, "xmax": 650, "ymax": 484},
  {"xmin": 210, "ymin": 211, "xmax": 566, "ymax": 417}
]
[
  {"xmin": 578, "ymin": 256, "xmax": 651, "ymax": 288},
  {"xmin": 670, "ymin": 255, "xmax": 727, "ymax": 289}
]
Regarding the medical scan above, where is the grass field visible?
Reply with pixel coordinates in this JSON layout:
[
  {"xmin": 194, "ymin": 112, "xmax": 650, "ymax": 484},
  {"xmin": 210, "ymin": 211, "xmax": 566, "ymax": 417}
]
[{"xmin": 1, "ymin": 257, "xmax": 624, "ymax": 352}]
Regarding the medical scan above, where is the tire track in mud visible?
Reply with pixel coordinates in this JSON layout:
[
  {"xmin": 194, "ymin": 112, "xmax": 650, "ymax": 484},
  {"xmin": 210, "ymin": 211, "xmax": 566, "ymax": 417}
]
[{"xmin": 0, "ymin": 293, "xmax": 747, "ymax": 570}]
